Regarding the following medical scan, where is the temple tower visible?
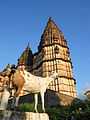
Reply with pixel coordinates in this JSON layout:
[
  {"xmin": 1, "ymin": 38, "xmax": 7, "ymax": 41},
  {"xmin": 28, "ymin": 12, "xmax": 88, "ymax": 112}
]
[
  {"xmin": 17, "ymin": 18, "xmax": 77, "ymax": 105},
  {"xmin": 33, "ymin": 18, "xmax": 76, "ymax": 98}
]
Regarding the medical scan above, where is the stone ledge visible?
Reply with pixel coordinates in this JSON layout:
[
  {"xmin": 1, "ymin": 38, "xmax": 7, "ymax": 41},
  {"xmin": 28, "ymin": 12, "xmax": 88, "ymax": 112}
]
[{"xmin": 0, "ymin": 110, "xmax": 49, "ymax": 120}]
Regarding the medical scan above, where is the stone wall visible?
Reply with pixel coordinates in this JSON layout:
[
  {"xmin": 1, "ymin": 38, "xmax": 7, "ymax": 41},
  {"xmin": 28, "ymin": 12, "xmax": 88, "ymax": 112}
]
[
  {"xmin": 16, "ymin": 90, "xmax": 75, "ymax": 107},
  {"xmin": 0, "ymin": 110, "xmax": 49, "ymax": 120}
]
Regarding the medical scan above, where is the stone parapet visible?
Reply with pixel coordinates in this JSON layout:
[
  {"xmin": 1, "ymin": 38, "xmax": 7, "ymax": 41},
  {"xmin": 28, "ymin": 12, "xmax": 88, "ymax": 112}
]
[{"xmin": 0, "ymin": 110, "xmax": 49, "ymax": 120}]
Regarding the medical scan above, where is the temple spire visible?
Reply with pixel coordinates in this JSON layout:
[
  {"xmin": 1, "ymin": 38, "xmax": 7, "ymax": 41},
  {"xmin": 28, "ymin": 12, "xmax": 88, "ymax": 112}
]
[{"xmin": 38, "ymin": 18, "xmax": 65, "ymax": 51}]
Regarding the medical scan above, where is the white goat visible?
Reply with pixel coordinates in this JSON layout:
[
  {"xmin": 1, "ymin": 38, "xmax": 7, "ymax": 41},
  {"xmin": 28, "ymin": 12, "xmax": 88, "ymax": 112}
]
[{"xmin": 15, "ymin": 70, "xmax": 58, "ymax": 112}]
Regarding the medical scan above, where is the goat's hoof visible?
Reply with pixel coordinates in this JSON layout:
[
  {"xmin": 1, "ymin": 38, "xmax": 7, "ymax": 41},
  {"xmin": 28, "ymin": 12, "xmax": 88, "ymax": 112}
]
[
  {"xmin": 34, "ymin": 109, "xmax": 38, "ymax": 113},
  {"xmin": 43, "ymin": 110, "xmax": 45, "ymax": 113}
]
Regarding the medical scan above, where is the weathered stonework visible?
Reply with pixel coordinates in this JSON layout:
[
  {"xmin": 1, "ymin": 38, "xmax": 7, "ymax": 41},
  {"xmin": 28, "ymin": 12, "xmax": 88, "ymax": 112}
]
[
  {"xmin": 0, "ymin": 111, "xmax": 49, "ymax": 120},
  {"xmin": 32, "ymin": 18, "xmax": 77, "ymax": 99}
]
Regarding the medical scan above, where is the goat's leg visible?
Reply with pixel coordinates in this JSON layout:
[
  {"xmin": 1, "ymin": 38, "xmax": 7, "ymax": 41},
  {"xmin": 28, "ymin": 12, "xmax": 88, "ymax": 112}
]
[
  {"xmin": 14, "ymin": 87, "xmax": 22, "ymax": 97},
  {"xmin": 41, "ymin": 92, "xmax": 45, "ymax": 112},
  {"xmin": 14, "ymin": 87, "xmax": 21, "ymax": 107},
  {"xmin": 15, "ymin": 96, "xmax": 20, "ymax": 107},
  {"xmin": 34, "ymin": 93, "xmax": 38, "ymax": 112}
]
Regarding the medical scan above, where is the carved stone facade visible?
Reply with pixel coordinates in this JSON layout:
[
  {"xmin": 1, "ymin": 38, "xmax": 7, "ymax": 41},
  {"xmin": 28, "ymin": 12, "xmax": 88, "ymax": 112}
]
[{"xmin": 17, "ymin": 18, "xmax": 77, "ymax": 104}]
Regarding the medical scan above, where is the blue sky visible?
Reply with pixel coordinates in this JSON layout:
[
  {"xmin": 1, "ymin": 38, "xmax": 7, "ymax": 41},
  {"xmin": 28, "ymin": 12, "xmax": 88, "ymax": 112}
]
[{"xmin": 0, "ymin": 0, "xmax": 89, "ymax": 96}]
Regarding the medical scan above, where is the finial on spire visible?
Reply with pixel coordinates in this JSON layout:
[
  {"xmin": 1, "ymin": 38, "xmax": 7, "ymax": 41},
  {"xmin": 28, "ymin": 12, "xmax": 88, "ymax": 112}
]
[
  {"xmin": 27, "ymin": 42, "xmax": 30, "ymax": 48},
  {"xmin": 48, "ymin": 17, "xmax": 52, "ymax": 21},
  {"xmin": 25, "ymin": 41, "xmax": 32, "ymax": 51},
  {"xmin": 47, "ymin": 17, "xmax": 55, "ymax": 24},
  {"xmin": 25, "ymin": 42, "xmax": 30, "ymax": 51}
]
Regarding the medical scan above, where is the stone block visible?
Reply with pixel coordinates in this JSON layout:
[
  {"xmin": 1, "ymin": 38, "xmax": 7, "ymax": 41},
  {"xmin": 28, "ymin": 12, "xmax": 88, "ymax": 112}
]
[{"xmin": 0, "ymin": 110, "xmax": 49, "ymax": 120}]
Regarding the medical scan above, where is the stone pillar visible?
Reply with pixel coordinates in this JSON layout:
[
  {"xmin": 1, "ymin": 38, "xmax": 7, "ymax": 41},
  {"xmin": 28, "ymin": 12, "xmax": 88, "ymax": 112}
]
[{"xmin": 0, "ymin": 87, "xmax": 10, "ymax": 110}]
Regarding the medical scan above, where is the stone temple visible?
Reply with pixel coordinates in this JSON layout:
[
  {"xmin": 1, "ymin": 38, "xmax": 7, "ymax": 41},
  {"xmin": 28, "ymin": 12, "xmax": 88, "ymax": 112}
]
[
  {"xmin": 17, "ymin": 18, "xmax": 77, "ymax": 105},
  {"xmin": 0, "ymin": 18, "xmax": 77, "ymax": 106}
]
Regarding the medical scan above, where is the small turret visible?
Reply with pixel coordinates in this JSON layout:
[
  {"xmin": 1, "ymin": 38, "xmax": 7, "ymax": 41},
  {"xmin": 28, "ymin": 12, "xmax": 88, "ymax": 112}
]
[{"xmin": 18, "ymin": 43, "xmax": 33, "ymax": 72}]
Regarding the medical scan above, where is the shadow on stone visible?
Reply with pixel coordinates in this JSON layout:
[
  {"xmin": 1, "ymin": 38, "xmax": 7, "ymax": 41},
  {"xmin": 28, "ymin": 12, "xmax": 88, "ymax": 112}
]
[{"xmin": 0, "ymin": 110, "xmax": 26, "ymax": 120}]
